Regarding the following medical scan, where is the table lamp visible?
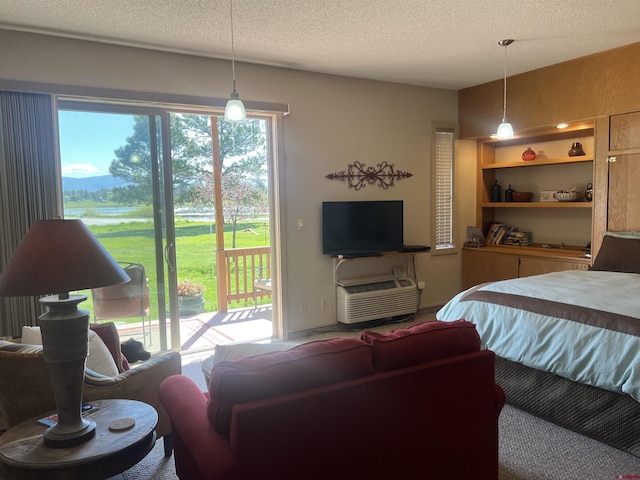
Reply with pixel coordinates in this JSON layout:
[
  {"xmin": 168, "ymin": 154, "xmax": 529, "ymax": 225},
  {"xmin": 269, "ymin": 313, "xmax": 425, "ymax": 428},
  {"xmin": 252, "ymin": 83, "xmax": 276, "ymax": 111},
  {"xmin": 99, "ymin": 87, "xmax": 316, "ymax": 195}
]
[{"xmin": 0, "ymin": 219, "xmax": 129, "ymax": 448}]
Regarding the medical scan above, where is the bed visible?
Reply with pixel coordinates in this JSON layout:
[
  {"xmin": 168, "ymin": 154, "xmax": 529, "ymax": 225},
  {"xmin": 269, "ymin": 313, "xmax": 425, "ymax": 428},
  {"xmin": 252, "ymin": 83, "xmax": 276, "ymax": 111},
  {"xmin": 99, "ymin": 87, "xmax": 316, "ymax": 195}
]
[{"xmin": 436, "ymin": 233, "xmax": 640, "ymax": 457}]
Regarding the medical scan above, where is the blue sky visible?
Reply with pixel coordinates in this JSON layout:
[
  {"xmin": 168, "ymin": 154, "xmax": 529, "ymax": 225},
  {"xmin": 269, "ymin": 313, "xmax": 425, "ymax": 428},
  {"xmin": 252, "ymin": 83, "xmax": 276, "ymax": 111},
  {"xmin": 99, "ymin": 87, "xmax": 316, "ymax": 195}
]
[{"xmin": 58, "ymin": 111, "xmax": 135, "ymax": 178}]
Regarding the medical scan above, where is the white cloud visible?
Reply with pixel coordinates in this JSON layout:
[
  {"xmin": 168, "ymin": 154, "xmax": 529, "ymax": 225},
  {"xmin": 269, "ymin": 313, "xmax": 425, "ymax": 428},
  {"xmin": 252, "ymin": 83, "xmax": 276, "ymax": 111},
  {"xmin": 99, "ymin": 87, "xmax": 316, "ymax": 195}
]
[{"xmin": 61, "ymin": 163, "xmax": 103, "ymax": 177}]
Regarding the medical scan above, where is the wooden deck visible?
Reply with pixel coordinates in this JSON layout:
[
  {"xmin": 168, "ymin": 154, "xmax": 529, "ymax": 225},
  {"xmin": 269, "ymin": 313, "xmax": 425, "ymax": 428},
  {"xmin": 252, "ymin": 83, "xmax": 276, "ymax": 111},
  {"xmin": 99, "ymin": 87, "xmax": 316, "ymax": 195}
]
[{"xmin": 113, "ymin": 305, "xmax": 273, "ymax": 356}]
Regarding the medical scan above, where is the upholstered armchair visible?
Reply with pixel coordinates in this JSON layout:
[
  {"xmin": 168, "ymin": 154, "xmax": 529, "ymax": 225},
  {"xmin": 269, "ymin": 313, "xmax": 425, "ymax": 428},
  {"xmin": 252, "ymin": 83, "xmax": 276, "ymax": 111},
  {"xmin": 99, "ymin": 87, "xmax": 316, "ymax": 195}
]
[{"xmin": 0, "ymin": 322, "xmax": 181, "ymax": 456}]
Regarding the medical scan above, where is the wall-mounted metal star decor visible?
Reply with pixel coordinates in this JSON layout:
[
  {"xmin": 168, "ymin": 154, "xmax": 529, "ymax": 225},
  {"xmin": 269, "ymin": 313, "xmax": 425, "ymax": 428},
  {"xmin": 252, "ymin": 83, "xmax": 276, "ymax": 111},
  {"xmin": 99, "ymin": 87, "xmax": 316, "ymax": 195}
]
[{"xmin": 325, "ymin": 161, "xmax": 413, "ymax": 190}]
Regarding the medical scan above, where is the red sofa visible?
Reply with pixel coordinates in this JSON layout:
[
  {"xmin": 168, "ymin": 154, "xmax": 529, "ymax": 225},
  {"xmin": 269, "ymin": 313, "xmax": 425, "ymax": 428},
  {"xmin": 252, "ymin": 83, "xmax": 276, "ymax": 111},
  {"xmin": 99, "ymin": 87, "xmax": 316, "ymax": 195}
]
[{"xmin": 160, "ymin": 320, "xmax": 505, "ymax": 480}]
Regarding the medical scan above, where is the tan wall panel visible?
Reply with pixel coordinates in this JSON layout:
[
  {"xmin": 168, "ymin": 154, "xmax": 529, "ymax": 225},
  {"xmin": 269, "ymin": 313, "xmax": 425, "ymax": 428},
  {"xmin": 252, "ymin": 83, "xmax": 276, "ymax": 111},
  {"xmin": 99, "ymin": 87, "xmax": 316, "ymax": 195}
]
[{"xmin": 459, "ymin": 42, "xmax": 640, "ymax": 139}]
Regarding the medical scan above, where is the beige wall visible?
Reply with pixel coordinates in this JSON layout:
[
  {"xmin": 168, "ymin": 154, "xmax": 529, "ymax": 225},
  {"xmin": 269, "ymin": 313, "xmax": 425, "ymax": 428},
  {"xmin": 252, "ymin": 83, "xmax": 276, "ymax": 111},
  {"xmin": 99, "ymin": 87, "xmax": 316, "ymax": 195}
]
[{"xmin": 0, "ymin": 30, "xmax": 462, "ymax": 334}]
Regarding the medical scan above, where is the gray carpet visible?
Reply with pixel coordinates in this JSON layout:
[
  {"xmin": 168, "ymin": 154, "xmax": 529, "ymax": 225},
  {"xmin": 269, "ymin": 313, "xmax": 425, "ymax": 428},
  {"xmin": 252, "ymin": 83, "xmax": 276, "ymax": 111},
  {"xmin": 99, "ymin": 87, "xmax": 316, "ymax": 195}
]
[{"xmin": 122, "ymin": 358, "xmax": 640, "ymax": 480}]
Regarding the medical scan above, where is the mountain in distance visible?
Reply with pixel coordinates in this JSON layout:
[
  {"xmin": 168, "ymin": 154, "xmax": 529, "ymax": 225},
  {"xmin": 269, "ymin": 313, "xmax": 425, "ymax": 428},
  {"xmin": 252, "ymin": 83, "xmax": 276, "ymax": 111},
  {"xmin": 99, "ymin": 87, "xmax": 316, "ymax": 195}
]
[{"xmin": 62, "ymin": 175, "xmax": 130, "ymax": 192}]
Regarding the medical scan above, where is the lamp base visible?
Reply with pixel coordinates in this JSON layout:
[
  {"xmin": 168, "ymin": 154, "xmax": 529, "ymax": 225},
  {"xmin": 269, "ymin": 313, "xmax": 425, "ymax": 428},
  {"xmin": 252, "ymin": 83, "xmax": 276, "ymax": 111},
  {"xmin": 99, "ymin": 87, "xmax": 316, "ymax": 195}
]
[
  {"xmin": 44, "ymin": 419, "xmax": 96, "ymax": 448},
  {"xmin": 39, "ymin": 294, "xmax": 94, "ymax": 449}
]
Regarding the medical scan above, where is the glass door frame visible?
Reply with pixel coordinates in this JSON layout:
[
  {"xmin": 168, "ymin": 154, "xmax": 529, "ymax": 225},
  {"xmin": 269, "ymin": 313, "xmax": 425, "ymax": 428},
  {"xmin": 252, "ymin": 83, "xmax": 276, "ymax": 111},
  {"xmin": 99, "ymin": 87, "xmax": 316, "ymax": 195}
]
[
  {"xmin": 57, "ymin": 100, "xmax": 178, "ymax": 351},
  {"xmin": 58, "ymin": 97, "xmax": 284, "ymax": 348}
]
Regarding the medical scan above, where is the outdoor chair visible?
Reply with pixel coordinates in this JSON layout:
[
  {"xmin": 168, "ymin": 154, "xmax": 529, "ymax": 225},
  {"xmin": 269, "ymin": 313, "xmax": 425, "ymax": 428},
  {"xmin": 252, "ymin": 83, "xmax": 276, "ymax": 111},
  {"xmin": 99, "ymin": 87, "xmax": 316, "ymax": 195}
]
[
  {"xmin": 92, "ymin": 261, "xmax": 152, "ymax": 347},
  {"xmin": 253, "ymin": 265, "xmax": 272, "ymax": 308}
]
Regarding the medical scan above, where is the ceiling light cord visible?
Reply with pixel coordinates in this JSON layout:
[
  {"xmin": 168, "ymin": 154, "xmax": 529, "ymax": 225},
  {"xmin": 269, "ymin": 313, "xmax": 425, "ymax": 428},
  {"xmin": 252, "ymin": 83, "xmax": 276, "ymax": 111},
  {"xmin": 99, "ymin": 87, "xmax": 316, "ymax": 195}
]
[
  {"xmin": 224, "ymin": 0, "xmax": 246, "ymax": 121},
  {"xmin": 230, "ymin": 0, "xmax": 237, "ymax": 93},
  {"xmin": 496, "ymin": 39, "xmax": 514, "ymax": 139},
  {"xmin": 502, "ymin": 44, "xmax": 508, "ymax": 122}
]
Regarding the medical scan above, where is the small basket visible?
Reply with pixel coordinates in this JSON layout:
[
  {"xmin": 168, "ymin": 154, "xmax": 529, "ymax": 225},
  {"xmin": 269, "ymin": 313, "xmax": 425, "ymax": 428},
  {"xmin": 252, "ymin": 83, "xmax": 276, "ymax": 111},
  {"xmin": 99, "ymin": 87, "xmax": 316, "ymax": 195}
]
[{"xmin": 554, "ymin": 191, "xmax": 580, "ymax": 202}]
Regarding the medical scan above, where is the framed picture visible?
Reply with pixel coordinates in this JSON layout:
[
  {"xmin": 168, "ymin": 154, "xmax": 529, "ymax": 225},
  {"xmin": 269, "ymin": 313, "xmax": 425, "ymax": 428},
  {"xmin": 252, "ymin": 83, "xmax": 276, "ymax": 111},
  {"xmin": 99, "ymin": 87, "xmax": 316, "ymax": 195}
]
[{"xmin": 539, "ymin": 190, "xmax": 558, "ymax": 202}]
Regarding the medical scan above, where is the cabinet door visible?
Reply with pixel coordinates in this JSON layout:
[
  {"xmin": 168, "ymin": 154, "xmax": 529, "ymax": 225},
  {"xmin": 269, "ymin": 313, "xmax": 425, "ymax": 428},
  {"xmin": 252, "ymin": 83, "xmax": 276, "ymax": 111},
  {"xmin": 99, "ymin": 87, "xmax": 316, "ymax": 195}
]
[
  {"xmin": 610, "ymin": 111, "xmax": 640, "ymax": 150},
  {"xmin": 462, "ymin": 249, "xmax": 518, "ymax": 289},
  {"xmin": 607, "ymin": 111, "xmax": 640, "ymax": 232},
  {"xmin": 518, "ymin": 257, "xmax": 588, "ymax": 278},
  {"xmin": 607, "ymin": 152, "xmax": 640, "ymax": 232}
]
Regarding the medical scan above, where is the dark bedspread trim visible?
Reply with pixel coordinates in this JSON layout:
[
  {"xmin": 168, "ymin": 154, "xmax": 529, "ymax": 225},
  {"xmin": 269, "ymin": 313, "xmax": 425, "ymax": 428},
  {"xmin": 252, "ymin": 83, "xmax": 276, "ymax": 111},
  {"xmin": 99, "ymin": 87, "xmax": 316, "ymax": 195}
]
[{"xmin": 461, "ymin": 288, "xmax": 640, "ymax": 337}]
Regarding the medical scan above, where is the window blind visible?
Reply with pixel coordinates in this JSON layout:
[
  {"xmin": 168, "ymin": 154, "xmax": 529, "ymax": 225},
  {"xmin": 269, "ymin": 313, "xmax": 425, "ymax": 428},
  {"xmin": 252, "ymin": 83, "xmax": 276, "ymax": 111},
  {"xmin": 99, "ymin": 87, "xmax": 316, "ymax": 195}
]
[{"xmin": 434, "ymin": 129, "xmax": 454, "ymax": 250}]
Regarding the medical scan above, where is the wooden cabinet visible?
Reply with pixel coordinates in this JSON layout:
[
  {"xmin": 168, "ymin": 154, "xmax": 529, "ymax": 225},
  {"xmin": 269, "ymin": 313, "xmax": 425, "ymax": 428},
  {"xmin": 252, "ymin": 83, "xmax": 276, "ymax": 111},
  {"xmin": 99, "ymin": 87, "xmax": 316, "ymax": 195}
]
[
  {"xmin": 462, "ymin": 246, "xmax": 589, "ymax": 290},
  {"xmin": 462, "ymin": 249, "xmax": 517, "ymax": 288},
  {"xmin": 592, "ymin": 111, "xmax": 640, "ymax": 257}
]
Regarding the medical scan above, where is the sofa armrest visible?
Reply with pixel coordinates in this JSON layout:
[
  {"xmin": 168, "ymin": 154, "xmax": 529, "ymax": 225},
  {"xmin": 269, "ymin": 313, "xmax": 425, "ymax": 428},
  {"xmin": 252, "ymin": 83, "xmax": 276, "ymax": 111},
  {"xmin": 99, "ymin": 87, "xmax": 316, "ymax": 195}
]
[
  {"xmin": 84, "ymin": 350, "xmax": 182, "ymax": 438},
  {"xmin": 160, "ymin": 375, "xmax": 239, "ymax": 480}
]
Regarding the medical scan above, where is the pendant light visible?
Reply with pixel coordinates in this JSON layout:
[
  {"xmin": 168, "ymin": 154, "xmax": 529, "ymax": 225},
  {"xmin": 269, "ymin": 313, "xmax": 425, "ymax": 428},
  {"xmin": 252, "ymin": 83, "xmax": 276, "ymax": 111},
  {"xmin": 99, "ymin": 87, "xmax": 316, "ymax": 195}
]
[
  {"xmin": 496, "ymin": 39, "xmax": 514, "ymax": 139},
  {"xmin": 224, "ymin": 0, "xmax": 246, "ymax": 122}
]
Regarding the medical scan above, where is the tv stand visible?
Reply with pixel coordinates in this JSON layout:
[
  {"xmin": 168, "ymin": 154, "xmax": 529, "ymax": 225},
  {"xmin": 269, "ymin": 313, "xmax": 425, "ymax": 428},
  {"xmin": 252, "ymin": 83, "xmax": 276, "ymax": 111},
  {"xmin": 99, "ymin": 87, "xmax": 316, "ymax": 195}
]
[{"xmin": 337, "ymin": 252, "xmax": 383, "ymax": 259}]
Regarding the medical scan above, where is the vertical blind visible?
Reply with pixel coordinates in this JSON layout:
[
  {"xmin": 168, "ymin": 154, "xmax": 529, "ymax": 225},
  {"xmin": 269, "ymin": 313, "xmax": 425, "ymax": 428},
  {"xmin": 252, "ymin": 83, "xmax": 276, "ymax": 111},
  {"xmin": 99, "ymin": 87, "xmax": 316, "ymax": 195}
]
[{"xmin": 434, "ymin": 128, "xmax": 455, "ymax": 250}]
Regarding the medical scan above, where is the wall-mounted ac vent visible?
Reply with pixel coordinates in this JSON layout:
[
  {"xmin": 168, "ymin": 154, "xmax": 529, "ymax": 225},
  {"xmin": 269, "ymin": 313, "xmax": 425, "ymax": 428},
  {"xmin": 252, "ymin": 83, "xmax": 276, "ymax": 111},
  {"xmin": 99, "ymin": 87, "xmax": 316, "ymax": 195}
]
[{"xmin": 337, "ymin": 277, "xmax": 418, "ymax": 324}]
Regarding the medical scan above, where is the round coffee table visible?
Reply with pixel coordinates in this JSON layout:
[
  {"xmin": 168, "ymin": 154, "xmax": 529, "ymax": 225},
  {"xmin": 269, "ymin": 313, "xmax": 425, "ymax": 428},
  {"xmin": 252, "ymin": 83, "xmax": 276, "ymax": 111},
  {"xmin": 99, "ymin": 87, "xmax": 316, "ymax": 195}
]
[{"xmin": 0, "ymin": 399, "xmax": 157, "ymax": 480}]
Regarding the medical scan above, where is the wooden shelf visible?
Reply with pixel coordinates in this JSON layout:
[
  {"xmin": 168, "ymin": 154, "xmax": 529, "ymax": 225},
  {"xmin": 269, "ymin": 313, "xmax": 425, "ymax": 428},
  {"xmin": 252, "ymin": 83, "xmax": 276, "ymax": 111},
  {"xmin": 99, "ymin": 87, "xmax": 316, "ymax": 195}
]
[
  {"xmin": 481, "ymin": 156, "xmax": 593, "ymax": 170},
  {"xmin": 481, "ymin": 201, "xmax": 592, "ymax": 208},
  {"xmin": 473, "ymin": 244, "xmax": 590, "ymax": 262}
]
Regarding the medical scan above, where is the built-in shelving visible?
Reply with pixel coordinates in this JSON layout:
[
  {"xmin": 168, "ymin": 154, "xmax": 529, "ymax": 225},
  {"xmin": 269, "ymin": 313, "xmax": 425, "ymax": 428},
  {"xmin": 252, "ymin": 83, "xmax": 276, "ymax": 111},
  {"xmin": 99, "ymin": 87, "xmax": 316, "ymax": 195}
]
[
  {"xmin": 473, "ymin": 120, "xmax": 595, "ymax": 254},
  {"xmin": 481, "ymin": 202, "xmax": 591, "ymax": 208},
  {"xmin": 481, "ymin": 155, "xmax": 593, "ymax": 170}
]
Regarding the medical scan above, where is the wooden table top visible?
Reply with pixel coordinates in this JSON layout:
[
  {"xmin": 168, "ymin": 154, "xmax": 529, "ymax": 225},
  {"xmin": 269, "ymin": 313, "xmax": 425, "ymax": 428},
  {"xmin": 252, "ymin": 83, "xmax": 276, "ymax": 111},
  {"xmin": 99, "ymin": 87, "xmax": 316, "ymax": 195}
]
[{"xmin": 0, "ymin": 399, "xmax": 158, "ymax": 480}]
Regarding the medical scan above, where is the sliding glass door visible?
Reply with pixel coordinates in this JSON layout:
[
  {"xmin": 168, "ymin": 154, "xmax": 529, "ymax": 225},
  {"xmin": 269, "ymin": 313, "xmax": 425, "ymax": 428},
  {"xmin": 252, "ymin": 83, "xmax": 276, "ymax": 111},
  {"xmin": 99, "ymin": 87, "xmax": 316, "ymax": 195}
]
[
  {"xmin": 58, "ymin": 105, "xmax": 177, "ymax": 352},
  {"xmin": 58, "ymin": 101, "xmax": 277, "ymax": 353}
]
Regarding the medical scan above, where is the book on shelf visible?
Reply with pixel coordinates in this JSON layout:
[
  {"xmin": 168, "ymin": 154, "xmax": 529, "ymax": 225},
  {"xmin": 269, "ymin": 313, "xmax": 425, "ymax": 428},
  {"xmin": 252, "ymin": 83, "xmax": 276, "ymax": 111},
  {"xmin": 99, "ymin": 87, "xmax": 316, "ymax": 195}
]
[
  {"xmin": 486, "ymin": 224, "xmax": 532, "ymax": 246},
  {"xmin": 503, "ymin": 231, "xmax": 532, "ymax": 245}
]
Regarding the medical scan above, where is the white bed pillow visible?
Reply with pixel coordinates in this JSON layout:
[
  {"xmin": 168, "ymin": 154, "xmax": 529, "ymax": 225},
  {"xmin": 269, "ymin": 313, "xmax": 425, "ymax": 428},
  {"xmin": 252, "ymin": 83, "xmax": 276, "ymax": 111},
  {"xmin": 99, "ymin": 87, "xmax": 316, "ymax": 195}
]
[{"xmin": 20, "ymin": 325, "xmax": 118, "ymax": 377}]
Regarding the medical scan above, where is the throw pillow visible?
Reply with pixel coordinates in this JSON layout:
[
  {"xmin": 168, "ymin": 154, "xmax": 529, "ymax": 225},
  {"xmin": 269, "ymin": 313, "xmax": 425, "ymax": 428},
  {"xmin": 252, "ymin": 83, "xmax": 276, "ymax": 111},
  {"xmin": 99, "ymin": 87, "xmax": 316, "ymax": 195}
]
[
  {"xmin": 90, "ymin": 322, "xmax": 129, "ymax": 372},
  {"xmin": 21, "ymin": 326, "xmax": 43, "ymax": 345},
  {"xmin": 361, "ymin": 319, "xmax": 480, "ymax": 372},
  {"xmin": 590, "ymin": 234, "xmax": 640, "ymax": 274},
  {"xmin": 18, "ymin": 325, "xmax": 119, "ymax": 377},
  {"xmin": 207, "ymin": 337, "xmax": 374, "ymax": 435},
  {"xmin": 86, "ymin": 330, "xmax": 119, "ymax": 377}
]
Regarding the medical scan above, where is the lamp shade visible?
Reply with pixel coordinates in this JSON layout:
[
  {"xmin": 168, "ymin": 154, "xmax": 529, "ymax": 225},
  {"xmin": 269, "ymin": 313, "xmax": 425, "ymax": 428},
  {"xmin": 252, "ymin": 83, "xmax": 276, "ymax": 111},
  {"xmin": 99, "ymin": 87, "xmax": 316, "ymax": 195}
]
[
  {"xmin": 224, "ymin": 92, "xmax": 246, "ymax": 122},
  {"xmin": 497, "ymin": 121, "xmax": 514, "ymax": 139},
  {"xmin": 0, "ymin": 219, "xmax": 129, "ymax": 297}
]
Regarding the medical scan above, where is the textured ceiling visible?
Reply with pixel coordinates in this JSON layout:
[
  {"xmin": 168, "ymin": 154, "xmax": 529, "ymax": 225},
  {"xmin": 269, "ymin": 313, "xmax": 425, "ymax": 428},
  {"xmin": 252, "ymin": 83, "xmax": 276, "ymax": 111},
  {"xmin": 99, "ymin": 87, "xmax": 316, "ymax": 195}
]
[{"xmin": 2, "ymin": 0, "xmax": 640, "ymax": 90}]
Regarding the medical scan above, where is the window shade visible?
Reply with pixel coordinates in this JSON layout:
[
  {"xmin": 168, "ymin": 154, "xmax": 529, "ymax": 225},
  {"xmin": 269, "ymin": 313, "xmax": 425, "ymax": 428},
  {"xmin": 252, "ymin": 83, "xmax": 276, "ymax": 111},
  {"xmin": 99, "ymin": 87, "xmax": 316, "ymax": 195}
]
[{"xmin": 434, "ymin": 129, "xmax": 454, "ymax": 249}]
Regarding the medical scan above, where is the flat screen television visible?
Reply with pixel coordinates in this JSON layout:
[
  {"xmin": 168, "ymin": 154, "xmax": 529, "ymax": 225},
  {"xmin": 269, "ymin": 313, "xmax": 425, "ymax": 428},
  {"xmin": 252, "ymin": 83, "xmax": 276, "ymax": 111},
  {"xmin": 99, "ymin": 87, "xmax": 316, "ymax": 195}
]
[{"xmin": 322, "ymin": 200, "xmax": 404, "ymax": 256}]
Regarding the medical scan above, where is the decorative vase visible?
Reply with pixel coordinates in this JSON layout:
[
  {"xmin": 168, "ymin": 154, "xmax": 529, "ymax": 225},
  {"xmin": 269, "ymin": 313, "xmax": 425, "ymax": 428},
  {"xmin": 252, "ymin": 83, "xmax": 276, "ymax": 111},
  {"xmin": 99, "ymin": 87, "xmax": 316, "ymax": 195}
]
[
  {"xmin": 522, "ymin": 147, "xmax": 536, "ymax": 161},
  {"xmin": 178, "ymin": 294, "xmax": 205, "ymax": 316},
  {"xmin": 568, "ymin": 142, "xmax": 585, "ymax": 157},
  {"xmin": 504, "ymin": 184, "xmax": 514, "ymax": 202},
  {"xmin": 490, "ymin": 179, "xmax": 501, "ymax": 202},
  {"xmin": 585, "ymin": 182, "xmax": 593, "ymax": 202}
]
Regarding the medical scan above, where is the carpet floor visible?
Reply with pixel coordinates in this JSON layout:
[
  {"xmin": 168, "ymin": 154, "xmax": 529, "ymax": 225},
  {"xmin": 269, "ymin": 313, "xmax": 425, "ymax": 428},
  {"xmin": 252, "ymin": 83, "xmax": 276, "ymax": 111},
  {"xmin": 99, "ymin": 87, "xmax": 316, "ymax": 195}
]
[{"xmin": 123, "ymin": 357, "xmax": 640, "ymax": 480}]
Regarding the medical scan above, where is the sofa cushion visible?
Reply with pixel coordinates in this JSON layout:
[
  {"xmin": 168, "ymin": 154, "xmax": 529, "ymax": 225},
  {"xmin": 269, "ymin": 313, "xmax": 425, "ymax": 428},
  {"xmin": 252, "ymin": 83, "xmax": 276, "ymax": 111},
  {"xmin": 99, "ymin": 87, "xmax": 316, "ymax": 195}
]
[
  {"xmin": 361, "ymin": 319, "xmax": 480, "ymax": 372},
  {"xmin": 0, "ymin": 340, "xmax": 43, "ymax": 354},
  {"xmin": 207, "ymin": 337, "xmax": 374, "ymax": 435}
]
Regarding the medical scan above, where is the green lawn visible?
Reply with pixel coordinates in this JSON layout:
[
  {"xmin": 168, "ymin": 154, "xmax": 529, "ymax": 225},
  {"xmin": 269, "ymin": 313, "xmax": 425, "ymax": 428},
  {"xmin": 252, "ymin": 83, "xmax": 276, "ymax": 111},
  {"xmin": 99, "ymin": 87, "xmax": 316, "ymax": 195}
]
[{"xmin": 80, "ymin": 218, "xmax": 270, "ymax": 320}]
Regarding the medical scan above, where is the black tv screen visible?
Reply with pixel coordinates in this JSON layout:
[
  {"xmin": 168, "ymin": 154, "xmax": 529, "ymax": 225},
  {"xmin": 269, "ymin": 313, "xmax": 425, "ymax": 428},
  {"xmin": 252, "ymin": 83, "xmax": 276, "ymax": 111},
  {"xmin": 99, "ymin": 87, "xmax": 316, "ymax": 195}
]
[{"xmin": 322, "ymin": 200, "xmax": 404, "ymax": 256}]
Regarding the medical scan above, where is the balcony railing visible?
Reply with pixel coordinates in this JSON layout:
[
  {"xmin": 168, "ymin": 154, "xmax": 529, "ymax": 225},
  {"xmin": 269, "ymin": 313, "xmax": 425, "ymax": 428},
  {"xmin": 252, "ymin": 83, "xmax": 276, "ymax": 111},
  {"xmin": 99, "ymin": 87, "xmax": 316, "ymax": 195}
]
[{"xmin": 218, "ymin": 246, "xmax": 271, "ymax": 311}]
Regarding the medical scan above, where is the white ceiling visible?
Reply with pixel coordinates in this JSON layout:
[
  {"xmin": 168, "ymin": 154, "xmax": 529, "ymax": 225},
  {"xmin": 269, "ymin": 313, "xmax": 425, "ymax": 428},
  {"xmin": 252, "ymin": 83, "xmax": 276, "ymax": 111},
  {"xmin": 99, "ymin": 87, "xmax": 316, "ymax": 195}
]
[{"xmin": 2, "ymin": 0, "xmax": 640, "ymax": 90}]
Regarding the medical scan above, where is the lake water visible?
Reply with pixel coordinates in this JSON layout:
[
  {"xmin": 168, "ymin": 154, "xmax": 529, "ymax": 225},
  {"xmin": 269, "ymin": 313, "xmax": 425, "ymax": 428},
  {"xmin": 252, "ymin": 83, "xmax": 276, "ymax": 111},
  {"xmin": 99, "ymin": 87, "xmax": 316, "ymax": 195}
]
[{"xmin": 64, "ymin": 206, "xmax": 215, "ymax": 225}]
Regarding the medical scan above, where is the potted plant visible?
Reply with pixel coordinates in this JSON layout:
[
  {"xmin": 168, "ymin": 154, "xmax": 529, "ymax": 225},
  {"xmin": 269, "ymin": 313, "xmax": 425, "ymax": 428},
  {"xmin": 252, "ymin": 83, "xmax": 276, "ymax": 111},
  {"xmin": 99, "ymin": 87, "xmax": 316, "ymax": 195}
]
[{"xmin": 177, "ymin": 280, "xmax": 206, "ymax": 316}]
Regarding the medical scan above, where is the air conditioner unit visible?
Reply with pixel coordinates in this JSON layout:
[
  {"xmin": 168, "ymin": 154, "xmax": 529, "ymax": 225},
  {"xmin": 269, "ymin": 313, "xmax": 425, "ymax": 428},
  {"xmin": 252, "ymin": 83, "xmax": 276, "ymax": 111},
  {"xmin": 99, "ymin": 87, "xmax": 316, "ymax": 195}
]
[{"xmin": 336, "ymin": 276, "xmax": 418, "ymax": 324}]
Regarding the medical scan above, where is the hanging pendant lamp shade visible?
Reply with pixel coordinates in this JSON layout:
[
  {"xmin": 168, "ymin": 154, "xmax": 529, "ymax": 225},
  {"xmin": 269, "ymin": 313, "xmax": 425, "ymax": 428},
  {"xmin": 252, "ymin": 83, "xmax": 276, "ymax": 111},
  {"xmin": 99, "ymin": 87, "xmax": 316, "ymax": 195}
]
[
  {"xmin": 224, "ymin": 0, "xmax": 246, "ymax": 122},
  {"xmin": 496, "ymin": 39, "xmax": 514, "ymax": 139}
]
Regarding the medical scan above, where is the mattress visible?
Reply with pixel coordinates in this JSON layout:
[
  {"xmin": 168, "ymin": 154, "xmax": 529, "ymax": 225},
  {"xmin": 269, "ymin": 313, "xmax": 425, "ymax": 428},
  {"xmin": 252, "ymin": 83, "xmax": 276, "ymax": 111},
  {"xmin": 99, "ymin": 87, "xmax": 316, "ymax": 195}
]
[{"xmin": 436, "ymin": 270, "xmax": 640, "ymax": 402}]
